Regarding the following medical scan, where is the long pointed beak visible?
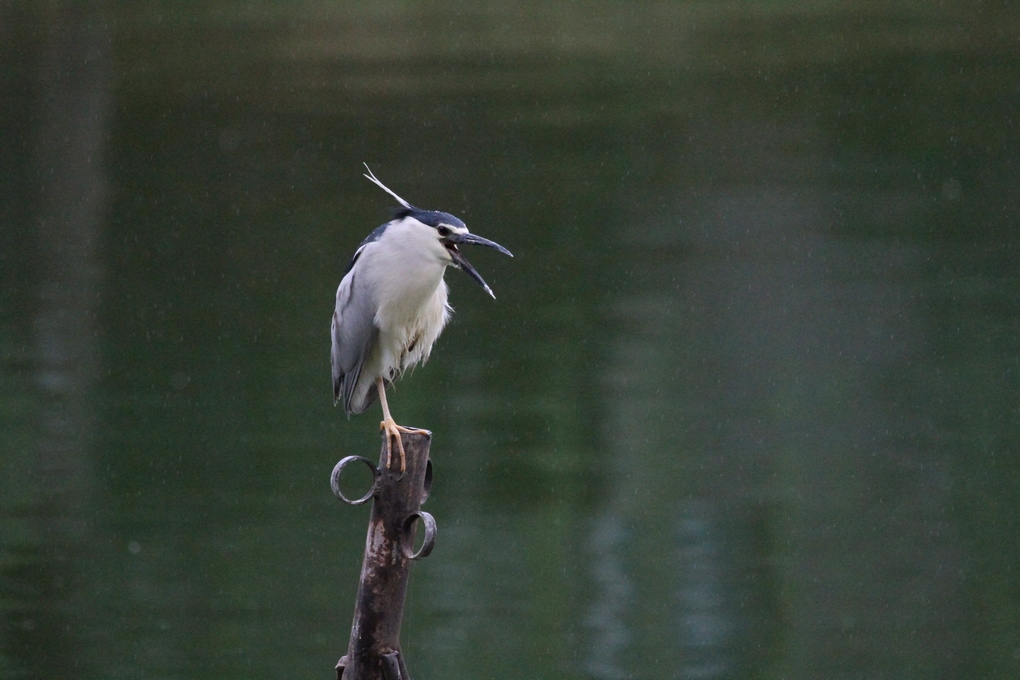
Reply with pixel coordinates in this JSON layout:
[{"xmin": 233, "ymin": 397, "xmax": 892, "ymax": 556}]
[{"xmin": 445, "ymin": 232, "xmax": 513, "ymax": 299}]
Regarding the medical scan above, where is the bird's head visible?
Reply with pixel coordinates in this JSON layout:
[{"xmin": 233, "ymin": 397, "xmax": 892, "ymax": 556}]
[{"xmin": 364, "ymin": 165, "xmax": 513, "ymax": 298}]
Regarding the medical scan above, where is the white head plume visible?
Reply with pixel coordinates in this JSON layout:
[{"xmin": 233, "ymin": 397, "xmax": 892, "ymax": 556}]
[{"xmin": 363, "ymin": 163, "xmax": 413, "ymax": 209}]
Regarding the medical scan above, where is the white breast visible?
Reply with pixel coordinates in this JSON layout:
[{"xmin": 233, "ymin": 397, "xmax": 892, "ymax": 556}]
[{"xmin": 360, "ymin": 217, "xmax": 453, "ymax": 384}]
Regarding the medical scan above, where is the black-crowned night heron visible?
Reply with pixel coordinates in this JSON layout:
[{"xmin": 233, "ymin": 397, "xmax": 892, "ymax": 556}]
[{"xmin": 332, "ymin": 165, "xmax": 512, "ymax": 471}]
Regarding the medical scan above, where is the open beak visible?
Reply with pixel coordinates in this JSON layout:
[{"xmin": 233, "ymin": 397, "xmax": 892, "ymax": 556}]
[{"xmin": 444, "ymin": 232, "xmax": 513, "ymax": 299}]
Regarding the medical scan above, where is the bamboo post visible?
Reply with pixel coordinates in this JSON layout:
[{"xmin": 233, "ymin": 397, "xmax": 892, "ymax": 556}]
[{"xmin": 332, "ymin": 430, "xmax": 436, "ymax": 680}]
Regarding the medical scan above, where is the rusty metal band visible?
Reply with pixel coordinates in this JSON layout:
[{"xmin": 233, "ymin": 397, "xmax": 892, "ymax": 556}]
[
  {"xmin": 331, "ymin": 455, "xmax": 378, "ymax": 505},
  {"xmin": 420, "ymin": 458, "xmax": 433, "ymax": 504},
  {"xmin": 401, "ymin": 510, "xmax": 437, "ymax": 560}
]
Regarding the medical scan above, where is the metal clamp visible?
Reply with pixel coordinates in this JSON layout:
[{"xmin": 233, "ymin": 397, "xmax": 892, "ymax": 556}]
[
  {"xmin": 331, "ymin": 456, "xmax": 378, "ymax": 505},
  {"xmin": 400, "ymin": 510, "xmax": 437, "ymax": 560},
  {"xmin": 421, "ymin": 458, "xmax": 433, "ymax": 503}
]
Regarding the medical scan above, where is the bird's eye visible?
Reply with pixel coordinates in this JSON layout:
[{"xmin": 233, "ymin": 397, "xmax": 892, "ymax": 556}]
[{"xmin": 437, "ymin": 226, "xmax": 451, "ymax": 237}]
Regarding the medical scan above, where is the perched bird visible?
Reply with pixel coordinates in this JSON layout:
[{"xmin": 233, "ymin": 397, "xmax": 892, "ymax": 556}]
[{"xmin": 331, "ymin": 165, "xmax": 512, "ymax": 471}]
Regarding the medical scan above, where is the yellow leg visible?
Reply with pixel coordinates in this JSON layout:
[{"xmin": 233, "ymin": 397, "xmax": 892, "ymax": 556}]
[{"xmin": 376, "ymin": 377, "xmax": 428, "ymax": 473}]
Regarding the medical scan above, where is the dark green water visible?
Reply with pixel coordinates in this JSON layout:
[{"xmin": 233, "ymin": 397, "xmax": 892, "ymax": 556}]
[{"xmin": 2, "ymin": 2, "xmax": 1019, "ymax": 678}]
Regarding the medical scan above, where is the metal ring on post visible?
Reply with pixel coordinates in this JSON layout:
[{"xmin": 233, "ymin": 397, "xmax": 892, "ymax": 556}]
[
  {"xmin": 400, "ymin": 510, "xmax": 437, "ymax": 560},
  {"xmin": 420, "ymin": 458, "xmax": 433, "ymax": 504},
  {"xmin": 380, "ymin": 651, "xmax": 402, "ymax": 680},
  {"xmin": 331, "ymin": 456, "xmax": 378, "ymax": 505}
]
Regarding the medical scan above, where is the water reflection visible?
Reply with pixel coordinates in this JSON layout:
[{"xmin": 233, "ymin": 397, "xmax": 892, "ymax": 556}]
[
  {"xmin": 2, "ymin": 2, "xmax": 1019, "ymax": 679},
  {"xmin": 674, "ymin": 505, "xmax": 735, "ymax": 680},
  {"xmin": 584, "ymin": 512, "xmax": 633, "ymax": 680},
  {"xmin": 599, "ymin": 112, "xmax": 980, "ymax": 676},
  {"xmin": 1, "ymin": 4, "xmax": 108, "ymax": 677}
]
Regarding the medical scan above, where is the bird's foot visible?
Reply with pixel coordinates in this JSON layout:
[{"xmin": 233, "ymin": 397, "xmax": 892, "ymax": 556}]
[{"xmin": 380, "ymin": 419, "xmax": 430, "ymax": 474}]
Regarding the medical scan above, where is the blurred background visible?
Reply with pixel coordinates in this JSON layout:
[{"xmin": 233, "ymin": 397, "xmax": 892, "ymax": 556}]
[{"xmin": 2, "ymin": 1, "xmax": 1019, "ymax": 678}]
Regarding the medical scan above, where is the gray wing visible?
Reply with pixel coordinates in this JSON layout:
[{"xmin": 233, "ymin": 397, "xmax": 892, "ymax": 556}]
[{"xmin": 331, "ymin": 261, "xmax": 379, "ymax": 415}]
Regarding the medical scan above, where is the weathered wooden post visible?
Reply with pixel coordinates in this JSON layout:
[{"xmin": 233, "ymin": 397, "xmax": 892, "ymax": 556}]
[{"xmin": 332, "ymin": 430, "xmax": 436, "ymax": 680}]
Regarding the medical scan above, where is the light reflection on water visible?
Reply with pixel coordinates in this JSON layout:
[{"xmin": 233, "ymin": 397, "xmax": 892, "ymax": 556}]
[
  {"xmin": 601, "ymin": 152, "xmax": 966, "ymax": 676},
  {"xmin": 2, "ymin": 2, "xmax": 1019, "ymax": 679}
]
